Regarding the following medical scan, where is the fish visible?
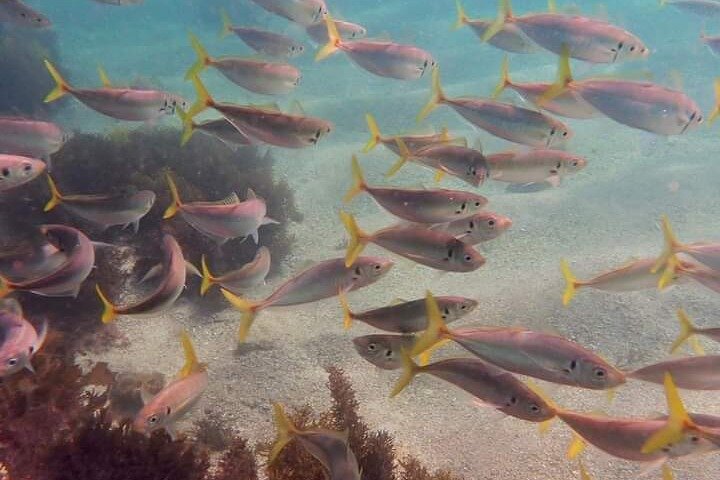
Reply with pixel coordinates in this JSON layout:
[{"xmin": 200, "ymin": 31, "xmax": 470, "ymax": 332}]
[
  {"xmin": 541, "ymin": 49, "xmax": 703, "ymax": 136},
  {"xmin": 670, "ymin": 308, "xmax": 720, "ymax": 355},
  {"xmin": 316, "ymin": 14, "xmax": 436, "ymax": 80},
  {"xmin": 628, "ymin": 355, "xmax": 720, "ymax": 390},
  {"xmin": 387, "ymin": 139, "xmax": 488, "ymax": 187},
  {"xmin": 187, "ymin": 34, "xmax": 300, "ymax": 96},
  {"xmin": 249, "ymin": 0, "xmax": 327, "ymax": 27},
  {"xmin": 176, "ymin": 109, "xmax": 252, "ymax": 150},
  {"xmin": 560, "ymin": 257, "xmax": 687, "ymax": 306},
  {"xmin": 340, "ymin": 211, "xmax": 485, "ymax": 272},
  {"xmin": 484, "ymin": 0, "xmax": 648, "ymax": 63},
  {"xmin": 0, "ymin": 242, "xmax": 68, "ymax": 282},
  {"xmin": 0, "ymin": 155, "xmax": 46, "ymax": 193},
  {"xmin": 220, "ymin": 11, "xmax": 304, "ymax": 58},
  {"xmin": 163, "ymin": 172, "xmax": 277, "ymax": 245},
  {"xmin": 392, "ymin": 353, "xmax": 556, "ymax": 423},
  {"xmin": 411, "ymin": 293, "xmax": 625, "ymax": 390},
  {"xmin": 431, "ymin": 211, "xmax": 513, "ymax": 245},
  {"xmin": 493, "ymin": 56, "xmax": 598, "ymax": 119},
  {"xmin": 339, "ymin": 291, "xmax": 477, "ymax": 332},
  {"xmin": 269, "ymin": 403, "xmax": 361, "ymax": 480},
  {"xmin": 0, "ymin": 299, "xmax": 47, "ymax": 377},
  {"xmin": 133, "ymin": 331, "xmax": 208, "ymax": 440},
  {"xmin": 44, "ymin": 175, "xmax": 156, "ymax": 233},
  {"xmin": 486, "ymin": 148, "xmax": 587, "ymax": 187},
  {"xmin": 0, "ymin": 0, "xmax": 50, "ymax": 28},
  {"xmin": 306, "ymin": 18, "xmax": 366, "ymax": 44},
  {"xmin": 642, "ymin": 374, "xmax": 720, "ymax": 454},
  {"xmin": 661, "ymin": 0, "xmax": 720, "ymax": 17},
  {"xmin": 183, "ymin": 75, "xmax": 332, "ymax": 149},
  {"xmin": 344, "ymin": 155, "xmax": 488, "ymax": 224},
  {"xmin": 701, "ymin": 31, "xmax": 720, "ymax": 56},
  {"xmin": 418, "ymin": 67, "xmax": 572, "ymax": 148},
  {"xmin": 95, "ymin": 234, "xmax": 189, "ymax": 323},
  {"xmin": 362, "ymin": 113, "xmax": 466, "ymax": 154},
  {"xmin": 221, "ymin": 256, "xmax": 393, "ymax": 341},
  {"xmin": 652, "ymin": 216, "xmax": 720, "ymax": 276},
  {"xmin": 353, "ymin": 334, "xmax": 416, "ymax": 370},
  {"xmin": 454, "ymin": 0, "xmax": 539, "ymax": 54},
  {"xmin": 43, "ymin": 61, "xmax": 188, "ymax": 122},
  {"xmin": 0, "ymin": 116, "xmax": 69, "ymax": 164},
  {"xmin": 0, "ymin": 225, "xmax": 95, "ymax": 298},
  {"xmin": 199, "ymin": 246, "xmax": 271, "ymax": 295}
]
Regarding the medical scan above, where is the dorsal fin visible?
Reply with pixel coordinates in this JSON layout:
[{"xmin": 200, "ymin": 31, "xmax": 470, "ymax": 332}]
[
  {"xmin": 246, "ymin": 188, "xmax": 257, "ymax": 200},
  {"xmin": 289, "ymin": 100, "xmax": 306, "ymax": 116},
  {"xmin": 98, "ymin": 66, "xmax": 112, "ymax": 88},
  {"xmin": 250, "ymin": 102, "xmax": 281, "ymax": 112}
]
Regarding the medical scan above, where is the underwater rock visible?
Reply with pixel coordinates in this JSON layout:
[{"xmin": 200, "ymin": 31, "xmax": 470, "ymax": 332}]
[{"xmin": 0, "ymin": 26, "xmax": 62, "ymax": 117}]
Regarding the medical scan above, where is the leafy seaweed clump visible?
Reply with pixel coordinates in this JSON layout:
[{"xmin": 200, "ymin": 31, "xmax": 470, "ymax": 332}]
[{"xmin": 0, "ymin": 26, "xmax": 62, "ymax": 117}]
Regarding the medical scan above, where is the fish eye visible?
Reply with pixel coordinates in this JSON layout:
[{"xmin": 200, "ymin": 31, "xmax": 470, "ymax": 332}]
[
  {"xmin": 468, "ymin": 220, "xmax": 475, "ymax": 230},
  {"xmin": 315, "ymin": 129, "xmax": 321, "ymax": 139},
  {"xmin": 617, "ymin": 42, "xmax": 624, "ymax": 49},
  {"xmin": 446, "ymin": 248, "xmax": 454, "ymax": 260},
  {"xmin": 463, "ymin": 254, "xmax": 472, "ymax": 262},
  {"xmin": 556, "ymin": 161, "xmax": 562, "ymax": 169},
  {"xmin": 166, "ymin": 406, "xmax": 172, "ymax": 415},
  {"xmin": 474, "ymin": 201, "xmax": 481, "ymax": 207},
  {"xmin": 7, "ymin": 358, "xmax": 18, "ymax": 366},
  {"xmin": 443, "ymin": 307, "xmax": 450, "ymax": 317},
  {"xmin": 1, "ymin": 168, "xmax": 9, "ymax": 177},
  {"xmin": 507, "ymin": 396, "xmax": 518, "ymax": 406},
  {"xmin": 529, "ymin": 404, "xmax": 541, "ymax": 413},
  {"xmin": 291, "ymin": 46, "xmax": 296, "ymax": 51},
  {"xmin": 629, "ymin": 46, "xmax": 635, "ymax": 52},
  {"xmin": 562, "ymin": 131, "xmax": 568, "ymax": 137},
  {"xmin": 354, "ymin": 266, "xmax": 362, "ymax": 275},
  {"xmin": 374, "ymin": 264, "xmax": 382, "ymax": 270},
  {"xmin": 22, "ymin": 163, "xmax": 32, "ymax": 172},
  {"xmin": 148, "ymin": 415, "xmax": 159, "ymax": 424},
  {"xmin": 368, "ymin": 343, "xmax": 377, "ymax": 351},
  {"xmin": 691, "ymin": 436, "xmax": 700, "ymax": 443},
  {"xmin": 572, "ymin": 160, "xmax": 578, "ymax": 167},
  {"xmin": 423, "ymin": 60, "xmax": 428, "ymax": 68},
  {"xmin": 384, "ymin": 350, "xmax": 393, "ymax": 358},
  {"xmin": 570, "ymin": 360, "xmax": 578, "ymax": 370},
  {"xmin": 593, "ymin": 368, "xmax": 606, "ymax": 378},
  {"xmin": 460, "ymin": 304, "xmax": 467, "ymax": 310},
  {"xmin": 20, "ymin": 12, "xmax": 26, "ymax": 17},
  {"xmin": 550, "ymin": 127, "xmax": 556, "ymax": 136},
  {"xmin": 488, "ymin": 219, "xmax": 495, "ymax": 226},
  {"xmin": 696, "ymin": 113, "xmax": 704, "ymax": 123}
]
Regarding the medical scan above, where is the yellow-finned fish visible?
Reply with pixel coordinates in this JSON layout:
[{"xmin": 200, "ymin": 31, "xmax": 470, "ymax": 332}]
[
  {"xmin": 306, "ymin": 18, "xmax": 366, "ymax": 45},
  {"xmin": 316, "ymin": 13, "xmax": 436, "ymax": 81},
  {"xmin": 344, "ymin": 155, "xmax": 488, "ymax": 224},
  {"xmin": 628, "ymin": 355, "xmax": 720, "ymax": 390},
  {"xmin": 652, "ymin": 215, "xmax": 720, "ymax": 276},
  {"xmin": 483, "ymin": 0, "xmax": 648, "ymax": 63},
  {"xmin": 199, "ymin": 246, "xmax": 271, "ymax": 296},
  {"xmin": 670, "ymin": 308, "xmax": 720, "ymax": 355},
  {"xmin": 187, "ymin": 33, "xmax": 301, "ymax": 95},
  {"xmin": 411, "ymin": 293, "xmax": 625, "ymax": 390},
  {"xmin": 0, "ymin": 155, "xmax": 45, "ymax": 193},
  {"xmin": 249, "ymin": 0, "xmax": 327, "ymax": 27},
  {"xmin": 353, "ymin": 334, "xmax": 417, "ymax": 370},
  {"xmin": 43, "ymin": 60, "xmax": 188, "ymax": 122},
  {"xmin": 454, "ymin": 0, "xmax": 538, "ymax": 54},
  {"xmin": 340, "ymin": 211, "xmax": 485, "ymax": 272},
  {"xmin": 220, "ymin": 10, "xmax": 304, "ymax": 58},
  {"xmin": 133, "ymin": 331, "xmax": 208, "ymax": 440},
  {"xmin": 430, "ymin": 211, "xmax": 513, "ymax": 245},
  {"xmin": 183, "ymin": 75, "xmax": 332, "ymax": 149},
  {"xmin": 0, "ymin": 116, "xmax": 69, "ymax": 164},
  {"xmin": 486, "ymin": 148, "xmax": 586, "ymax": 187},
  {"xmin": 0, "ymin": 0, "xmax": 50, "ymax": 28},
  {"xmin": 0, "ymin": 299, "xmax": 47, "ymax": 377},
  {"xmin": 44, "ymin": 175, "xmax": 155, "ymax": 233},
  {"xmin": 176, "ymin": 109, "xmax": 252, "ymax": 150},
  {"xmin": 269, "ymin": 403, "xmax": 361, "ymax": 480},
  {"xmin": 362, "ymin": 113, "xmax": 465, "ymax": 154},
  {"xmin": 418, "ymin": 67, "xmax": 572, "ymax": 148},
  {"xmin": 220, "ymin": 256, "xmax": 393, "ymax": 342}
]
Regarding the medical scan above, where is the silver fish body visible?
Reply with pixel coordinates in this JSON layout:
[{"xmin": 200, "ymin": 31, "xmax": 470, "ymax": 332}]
[
  {"xmin": 364, "ymin": 186, "xmax": 488, "ymax": 224},
  {"xmin": 339, "ymin": 40, "xmax": 436, "ymax": 80},
  {"xmin": 211, "ymin": 57, "xmax": 301, "ymax": 95},
  {"xmin": 230, "ymin": 27, "xmax": 304, "ymax": 58},
  {"xmin": 629, "ymin": 355, "xmax": 720, "ymax": 390},
  {"xmin": 487, "ymin": 149, "xmax": 586, "ymax": 185},
  {"xmin": 0, "ymin": 117, "xmax": 67, "ymax": 159},
  {"xmin": 353, "ymin": 334, "xmax": 416, "ymax": 370},
  {"xmin": 306, "ymin": 19, "xmax": 366, "ymax": 44},
  {"xmin": 408, "ymin": 144, "xmax": 488, "ymax": 187},
  {"xmin": 193, "ymin": 118, "xmax": 253, "ymax": 150},
  {"xmin": 348, "ymin": 296, "xmax": 477, "ymax": 333},
  {"xmin": 207, "ymin": 246, "xmax": 271, "ymax": 294},
  {"xmin": 69, "ymin": 87, "xmax": 188, "ymax": 122},
  {"xmin": 55, "ymin": 190, "xmax": 156, "ymax": 230},
  {"xmin": 0, "ymin": 0, "xmax": 50, "ymax": 28},
  {"xmin": 250, "ymin": 0, "xmax": 327, "ymax": 26},
  {"xmin": 0, "ymin": 299, "xmax": 46, "ymax": 377},
  {"xmin": 432, "ymin": 212, "xmax": 512, "ymax": 245}
]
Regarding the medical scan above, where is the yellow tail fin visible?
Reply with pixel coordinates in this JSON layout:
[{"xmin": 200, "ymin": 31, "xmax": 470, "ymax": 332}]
[
  {"xmin": 186, "ymin": 33, "xmax": 211, "ymax": 80},
  {"xmin": 185, "ymin": 75, "xmax": 214, "ymax": 129},
  {"xmin": 95, "ymin": 285, "xmax": 117, "ymax": 324},
  {"xmin": 44, "ymin": 175, "xmax": 64, "ymax": 212},
  {"xmin": 338, "ymin": 291, "xmax": 353, "ymax": 330},
  {"xmin": 385, "ymin": 137, "xmax": 411, "ymax": 178},
  {"xmin": 658, "ymin": 255, "xmax": 679, "ymax": 290},
  {"xmin": 492, "ymin": 56, "xmax": 511, "ymax": 99},
  {"xmin": 0, "ymin": 275, "xmax": 11, "ymax": 299},
  {"xmin": 219, "ymin": 9, "xmax": 233, "ymax": 38},
  {"xmin": 178, "ymin": 330, "xmax": 204, "ymax": 378},
  {"xmin": 269, "ymin": 403, "xmax": 298, "ymax": 464},
  {"xmin": 200, "ymin": 255, "xmax": 215, "ymax": 296},
  {"xmin": 177, "ymin": 107, "xmax": 196, "ymax": 146},
  {"xmin": 363, "ymin": 113, "xmax": 382, "ymax": 153},
  {"xmin": 43, "ymin": 60, "xmax": 71, "ymax": 103},
  {"xmin": 97, "ymin": 65, "xmax": 112, "ymax": 88},
  {"xmin": 316, "ymin": 13, "xmax": 341, "ymax": 61},
  {"xmin": 652, "ymin": 215, "xmax": 682, "ymax": 274},
  {"xmin": 410, "ymin": 291, "xmax": 448, "ymax": 357},
  {"xmin": 560, "ymin": 259, "xmax": 578, "ymax": 306},
  {"xmin": 390, "ymin": 349, "xmax": 420, "ymax": 398},
  {"xmin": 547, "ymin": 0, "xmax": 557, "ymax": 13},
  {"xmin": 417, "ymin": 67, "xmax": 444, "ymax": 122},
  {"xmin": 710, "ymin": 78, "xmax": 720, "ymax": 124},
  {"xmin": 339, "ymin": 210, "xmax": 368, "ymax": 267},
  {"xmin": 344, "ymin": 155, "xmax": 367, "ymax": 203},
  {"xmin": 578, "ymin": 460, "xmax": 592, "ymax": 480},
  {"xmin": 538, "ymin": 44, "xmax": 573, "ymax": 106},
  {"xmin": 671, "ymin": 309, "xmax": 705, "ymax": 355},
  {"xmin": 454, "ymin": 0, "xmax": 469, "ymax": 29},
  {"xmin": 481, "ymin": 0, "xmax": 510, "ymax": 42},
  {"xmin": 221, "ymin": 288, "xmax": 260, "ymax": 342},
  {"xmin": 661, "ymin": 465, "xmax": 674, "ymax": 480},
  {"xmin": 642, "ymin": 373, "xmax": 695, "ymax": 454},
  {"xmin": 567, "ymin": 431, "xmax": 587, "ymax": 460},
  {"xmin": 163, "ymin": 171, "xmax": 183, "ymax": 219}
]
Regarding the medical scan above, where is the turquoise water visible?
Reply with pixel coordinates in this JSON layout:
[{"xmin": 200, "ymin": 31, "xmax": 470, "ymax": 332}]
[{"xmin": 3, "ymin": 1, "xmax": 720, "ymax": 479}]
